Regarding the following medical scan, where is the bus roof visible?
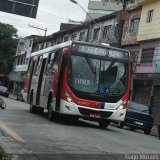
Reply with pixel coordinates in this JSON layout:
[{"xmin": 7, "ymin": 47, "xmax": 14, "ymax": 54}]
[
  {"xmin": 31, "ymin": 40, "xmax": 130, "ymax": 58},
  {"xmin": 31, "ymin": 41, "xmax": 72, "ymax": 57}
]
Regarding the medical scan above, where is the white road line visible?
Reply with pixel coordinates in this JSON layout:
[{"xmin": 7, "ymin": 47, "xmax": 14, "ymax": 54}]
[
  {"xmin": 0, "ymin": 114, "xmax": 29, "ymax": 118},
  {"xmin": 0, "ymin": 121, "xmax": 25, "ymax": 142}
]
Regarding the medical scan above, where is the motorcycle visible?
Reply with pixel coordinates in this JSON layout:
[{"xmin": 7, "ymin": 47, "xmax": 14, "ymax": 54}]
[{"xmin": 0, "ymin": 97, "xmax": 6, "ymax": 109}]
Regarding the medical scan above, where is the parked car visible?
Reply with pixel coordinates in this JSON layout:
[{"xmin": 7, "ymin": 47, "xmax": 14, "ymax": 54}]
[
  {"xmin": 17, "ymin": 89, "xmax": 24, "ymax": 102},
  {"xmin": 0, "ymin": 86, "xmax": 9, "ymax": 98},
  {"xmin": 118, "ymin": 101, "xmax": 154, "ymax": 135}
]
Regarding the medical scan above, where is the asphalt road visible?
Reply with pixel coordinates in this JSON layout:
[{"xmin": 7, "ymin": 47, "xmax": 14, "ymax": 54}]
[{"xmin": 0, "ymin": 97, "xmax": 160, "ymax": 160}]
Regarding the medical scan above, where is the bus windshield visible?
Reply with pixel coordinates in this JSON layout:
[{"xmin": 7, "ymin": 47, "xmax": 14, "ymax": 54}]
[{"xmin": 68, "ymin": 55, "xmax": 128, "ymax": 98}]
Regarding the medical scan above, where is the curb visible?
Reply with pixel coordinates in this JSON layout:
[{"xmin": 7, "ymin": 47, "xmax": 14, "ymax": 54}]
[
  {"xmin": 150, "ymin": 125, "xmax": 158, "ymax": 137},
  {"xmin": 8, "ymin": 94, "xmax": 17, "ymax": 100}
]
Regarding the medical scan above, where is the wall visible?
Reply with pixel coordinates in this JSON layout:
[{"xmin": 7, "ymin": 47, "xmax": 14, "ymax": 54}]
[
  {"xmin": 155, "ymin": 47, "xmax": 160, "ymax": 73},
  {"xmin": 122, "ymin": 7, "xmax": 141, "ymax": 46},
  {"xmin": 138, "ymin": 0, "xmax": 160, "ymax": 41},
  {"xmin": 135, "ymin": 40, "xmax": 160, "ymax": 73}
]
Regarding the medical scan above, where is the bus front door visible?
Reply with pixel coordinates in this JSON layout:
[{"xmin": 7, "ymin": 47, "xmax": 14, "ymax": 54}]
[{"xmin": 36, "ymin": 58, "xmax": 46, "ymax": 106}]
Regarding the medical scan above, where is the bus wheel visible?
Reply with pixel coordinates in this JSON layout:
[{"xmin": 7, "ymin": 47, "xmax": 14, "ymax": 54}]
[
  {"xmin": 99, "ymin": 120, "xmax": 110, "ymax": 129},
  {"xmin": 117, "ymin": 122, "xmax": 124, "ymax": 128},
  {"xmin": 30, "ymin": 96, "xmax": 37, "ymax": 113},
  {"xmin": 37, "ymin": 108, "xmax": 44, "ymax": 114},
  {"xmin": 48, "ymin": 103, "xmax": 54, "ymax": 121}
]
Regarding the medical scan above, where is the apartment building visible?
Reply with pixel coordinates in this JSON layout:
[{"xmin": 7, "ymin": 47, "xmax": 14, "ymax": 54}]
[
  {"xmin": 9, "ymin": 35, "xmax": 41, "ymax": 94},
  {"xmin": 86, "ymin": 0, "xmax": 139, "ymax": 20},
  {"xmin": 135, "ymin": 0, "xmax": 160, "ymax": 112}
]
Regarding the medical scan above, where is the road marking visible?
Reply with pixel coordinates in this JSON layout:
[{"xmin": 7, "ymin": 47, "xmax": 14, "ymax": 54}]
[
  {"xmin": 0, "ymin": 121, "xmax": 25, "ymax": 142},
  {"xmin": 0, "ymin": 114, "xmax": 28, "ymax": 118},
  {"xmin": 0, "ymin": 122, "xmax": 49, "ymax": 127}
]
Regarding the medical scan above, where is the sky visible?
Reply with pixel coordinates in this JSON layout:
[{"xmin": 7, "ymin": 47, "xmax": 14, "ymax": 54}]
[{"xmin": 0, "ymin": 0, "xmax": 89, "ymax": 38}]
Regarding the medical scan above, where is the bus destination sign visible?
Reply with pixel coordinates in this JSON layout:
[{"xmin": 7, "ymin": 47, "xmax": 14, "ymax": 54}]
[{"xmin": 73, "ymin": 44, "xmax": 128, "ymax": 59}]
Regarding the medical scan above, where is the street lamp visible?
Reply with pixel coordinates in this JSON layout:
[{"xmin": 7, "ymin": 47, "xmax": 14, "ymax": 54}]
[{"xmin": 69, "ymin": 0, "xmax": 104, "ymax": 32}]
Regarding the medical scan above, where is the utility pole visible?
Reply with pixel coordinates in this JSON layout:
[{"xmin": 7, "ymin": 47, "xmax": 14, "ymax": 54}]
[
  {"xmin": 28, "ymin": 24, "xmax": 47, "ymax": 36},
  {"xmin": 116, "ymin": 0, "xmax": 135, "ymax": 47}
]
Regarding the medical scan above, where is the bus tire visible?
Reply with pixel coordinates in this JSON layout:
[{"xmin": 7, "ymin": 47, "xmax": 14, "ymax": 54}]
[
  {"xmin": 30, "ymin": 94, "xmax": 37, "ymax": 113},
  {"xmin": 37, "ymin": 108, "xmax": 44, "ymax": 114},
  {"xmin": 99, "ymin": 120, "xmax": 110, "ymax": 129},
  {"xmin": 117, "ymin": 122, "xmax": 124, "ymax": 128},
  {"xmin": 48, "ymin": 101, "xmax": 54, "ymax": 121}
]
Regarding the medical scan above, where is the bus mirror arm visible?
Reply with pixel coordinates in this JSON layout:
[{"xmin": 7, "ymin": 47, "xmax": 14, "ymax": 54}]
[{"xmin": 63, "ymin": 54, "xmax": 69, "ymax": 66}]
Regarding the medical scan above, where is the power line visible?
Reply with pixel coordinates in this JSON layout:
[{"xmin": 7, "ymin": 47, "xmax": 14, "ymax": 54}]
[{"xmin": 28, "ymin": 24, "xmax": 47, "ymax": 36}]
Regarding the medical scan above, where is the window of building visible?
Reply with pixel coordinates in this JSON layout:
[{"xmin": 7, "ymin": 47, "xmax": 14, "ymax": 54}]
[
  {"xmin": 40, "ymin": 44, "xmax": 44, "ymax": 50},
  {"xmin": 25, "ymin": 58, "xmax": 30, "ymax": 65},
  {"xmin": 22, "ymin": 53, "xmax": 26, "ymax": 64},
  {"xmin": 45, "ymin": 42, "xmax": 51, "ymax": 48},
  {"xmin": 141, "ymin": 48, "xmax": 154, "ymax": 64},
  {"xmin": 147, "ymin": 10, "xmax": 154, "ymax": 23},
  {"xmin": 130, "ymin": 18, "xmax": 140, "ymax": 33},
  {"xmin": 93, "ymin": 28, "xmax": 100, "ymax": 41},
  {"xmin": 29, "ymin": 40, "xmax": 33, "ymax": 47},
  {"xmin": 64, "ymin": 36, "xmax": 69, "ymax": 42},
  {"xmin": 34, "ymin": 56, "xmax": 43, "ymax": 76},
  {"xmin": 71, "ymin": 34, "xmax": 77, "ymax": 40},
  {"xmin": 79, "ymin": 32, "xmax": 85, "ymax": 41},
  {"xmin": 103, "ymin": 25, "xmax": 111, "ymax": 38},
  {"xmin": 20, "ymin": 56, "xmax": 23, "ymax": 65}
]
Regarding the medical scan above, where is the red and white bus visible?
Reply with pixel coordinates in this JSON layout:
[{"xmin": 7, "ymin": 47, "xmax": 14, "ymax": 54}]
[{"xmin": 23, "ymin": 41, "xmax": 131, "ymax": 128}]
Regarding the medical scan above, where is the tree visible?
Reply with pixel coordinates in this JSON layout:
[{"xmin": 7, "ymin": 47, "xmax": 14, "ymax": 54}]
[{"xmin": 0, "ymin": 22, "xmax": 18, "ymax": 74}]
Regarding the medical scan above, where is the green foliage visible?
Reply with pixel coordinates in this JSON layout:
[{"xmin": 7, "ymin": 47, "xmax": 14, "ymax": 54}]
[
  {"xmin": 0, "ymin": 22, "xmax": 18, "ymax": 74},
  {"xmin": 0, "ymin": 149, "xmax": 11, "ymax": 160}
]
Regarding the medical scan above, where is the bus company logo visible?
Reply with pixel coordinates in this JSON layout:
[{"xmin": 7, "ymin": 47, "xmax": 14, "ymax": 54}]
[
  {"xmin": 95, "ymin": 102, "xmax": 99, "ymax": 107},
  {"xmin": 78, "ymin": 101, "xmax": 90, "ymax": 106}
]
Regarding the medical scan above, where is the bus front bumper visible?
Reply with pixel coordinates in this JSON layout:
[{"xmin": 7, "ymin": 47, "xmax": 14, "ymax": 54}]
[{"xmin": 60, "ymin": 100, "xmax": 126, "ymax": 122}]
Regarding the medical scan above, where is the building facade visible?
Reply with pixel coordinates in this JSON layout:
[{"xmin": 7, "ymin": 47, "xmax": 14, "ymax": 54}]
[
  {"xmin": 135, "ymin": 0, "xmax": 160, "ymax": 113},
  {"xmin": 10, "ymin": 35, "xmax": 41, "ymax": 94},
  {"xmin": 86, "ymin": 0, "xmax": 139, "ymax": 21}
]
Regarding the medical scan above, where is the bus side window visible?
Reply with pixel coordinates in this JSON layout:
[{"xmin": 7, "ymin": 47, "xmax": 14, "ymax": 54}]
[
  {"xmin": 45, "ymin": 52, "xmax": 55, "ymax": 76},
  {"xmin": 34, "ymin": 56, "xmax": 43, "ymax": 76},
  {"xmin": 51, "ymin": 50, "xmax": 62, "ymax": 75}
]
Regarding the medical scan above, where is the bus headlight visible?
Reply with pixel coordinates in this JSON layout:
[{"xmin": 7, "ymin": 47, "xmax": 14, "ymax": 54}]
[
  {"xmin": 117, "ymin": 105, "xmax": 124, "ymax": 110},
  {"xmin": 65, "ymin": 92, "xmax": 74, "ymax": 103},
  {"xmin": 116, "ymin": 101, "xmax": 128, "ymax": 110}
]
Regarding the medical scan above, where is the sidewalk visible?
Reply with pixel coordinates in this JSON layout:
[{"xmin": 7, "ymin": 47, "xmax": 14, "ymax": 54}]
[
  {"xmin": 8, "ymin": 93, "xmax": 17, "ymax": 100},
  {"xmin": 150, "ymin": 125, "xmax": 159, "ymax": 137}
]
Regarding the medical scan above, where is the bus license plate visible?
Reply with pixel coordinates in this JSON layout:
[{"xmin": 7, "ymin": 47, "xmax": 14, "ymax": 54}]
[
  {"xmin": 89, "ymin": 113, "xmax": 100, "ymax": 118},
  {"xmin": 135, "ymin": 121, "xmax": 143, "ymax": 126}
]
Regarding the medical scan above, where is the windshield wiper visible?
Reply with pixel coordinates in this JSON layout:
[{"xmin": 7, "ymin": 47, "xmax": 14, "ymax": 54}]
[
  {"xmin": 85, "ymin": 55, "xmax": 96, "ymax": 73},
  {"xmin": 106, "ymin": 61, "xmax": 115, "ymax": 71}
]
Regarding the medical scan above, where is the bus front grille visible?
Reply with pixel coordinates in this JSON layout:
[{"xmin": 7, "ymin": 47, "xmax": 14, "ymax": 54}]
[{"xmin": 78, "ymin": 107, "xmax": 113, "ymax": 118}]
